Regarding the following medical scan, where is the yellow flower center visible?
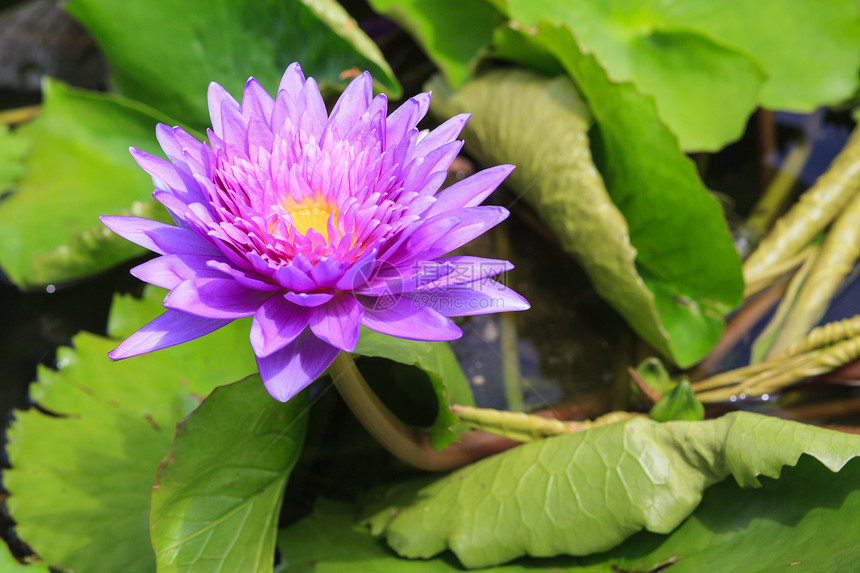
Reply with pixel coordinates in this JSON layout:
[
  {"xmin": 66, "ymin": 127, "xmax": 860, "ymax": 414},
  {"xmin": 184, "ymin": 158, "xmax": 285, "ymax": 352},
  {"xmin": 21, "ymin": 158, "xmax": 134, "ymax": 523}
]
[{"xmin": 285, "ymin": 196, "xmax": 337, "ymax": 242}]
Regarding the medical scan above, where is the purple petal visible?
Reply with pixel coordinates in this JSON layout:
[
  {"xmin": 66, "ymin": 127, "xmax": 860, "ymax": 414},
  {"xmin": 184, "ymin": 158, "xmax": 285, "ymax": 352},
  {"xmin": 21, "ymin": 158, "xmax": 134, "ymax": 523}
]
[
  {"xmin": 284, "ymin": 291, "xmax": 334, "ymax": 307},
  {"xmin": 205, "ymin": 259, "xmax": 281, "ymax": 291},
  {"xmin": 403, "ymin": 206, "xmax": 509, "ymax": 263},
  {"xmin": 381, "ymin": 214, "xmax": 461, "ymax": 265},
  {"xmin": 129, "ymin": 147, "xmax": 184, "ymax": 192},
  {"xmin": 415, "ymin": 256, "xmax": 513, "ymax": 291},
  {"xmin": 359, "ymin": 297, "xmax": 462, "ymax": 341},
  {"xmin": 272, "ymin": 263, "xmax": 317, "ymax": 291},
  {"xmin": 109, "ymin": 310, "xmax": 231, "ymax": 359},
  {"xmin": 163, "ymin": 278, "xmax": 273, "ymax": 318},
  {"xmin": 220, "ymin": 99, "xmax": 250, "ymax": 149},
  {"xmin": 426, "ymin": 165, "xmax": 515, "ymax": 217},
  {"xmin": 208, "ymin": 81, "xmax": 241, "ymax": 139},
  {"xmin": 156, "ymin": 227, "xmax": 220, "ymax": 257},
  {"xmin": 278, "ymin": 62, "xmax": 306, "ymax": 101},
  {"xmin": 386, "ymin": 93, "xmax": 430, "ymax": 146},
  {"xmin": 297, "ymin": 77, "xmax": 328, "ymax": 140},
  {"xmin": 333, "ymin": 247, "xmax": 378, "ymax": 290},
  {"xmin": 257, "ymin": 330, "xmax": 339, "ymax": 402},
  {"xmin": 241, "ymin": 77, "xmax": 275, "ymax": 123},
  {"xmin": 309, "ymin": 293, "xmax": 363, "ymax": 352},
  {"xmin": 130, "ymin": 254, "xmax": 227, "ymax": 290},
  {"xmin": 250, "ymin": 296, "xmax": 311, "ymax": 357},
  {"xmin": 324, "ymin": 71, "xmax": 372, "ymax": 141},
  {"xmin": 415, "ymin": 113, "xmax": 470, "ymax": 156},
  {"xmin": 309, "ymin": 257, "xmax": 347, "ymax": 288},
  {"xmin": 100, "ymin": 216, "xmax": 178, "ymax": 255},
  {"xmin": 409, "ymin": 280, "xmax": 530, "ymax": 317}
]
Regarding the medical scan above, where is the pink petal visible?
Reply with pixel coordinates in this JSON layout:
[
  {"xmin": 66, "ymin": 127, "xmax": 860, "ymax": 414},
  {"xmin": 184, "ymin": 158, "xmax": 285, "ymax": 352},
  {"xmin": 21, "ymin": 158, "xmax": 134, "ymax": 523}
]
[
  {"xmin": 250, "ymin": 296, "xmax": 311, "ymax": 357},
  {"xmin": 109, "ymin": 310, "xmax": 231, "ymax": 359},
  {"xmin": 257, "ymin": 330, "xmax": 339, "ymax": 402}
]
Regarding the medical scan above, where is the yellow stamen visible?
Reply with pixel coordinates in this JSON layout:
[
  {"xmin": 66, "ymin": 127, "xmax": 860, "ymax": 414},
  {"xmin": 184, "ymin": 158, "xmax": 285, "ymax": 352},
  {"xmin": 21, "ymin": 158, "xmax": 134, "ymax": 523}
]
[{"xmin": 284, "ymin": 196, "xmax": 337, "ymax": 242}]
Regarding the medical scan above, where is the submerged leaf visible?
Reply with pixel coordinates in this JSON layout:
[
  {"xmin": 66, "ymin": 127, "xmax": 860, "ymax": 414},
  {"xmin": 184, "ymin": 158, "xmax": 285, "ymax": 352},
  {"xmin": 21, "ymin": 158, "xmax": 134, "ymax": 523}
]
[
  {"xmin": 66, "ymin": 0, "xmax": 400, "ymax": 130},
  {"xmin": 150, "ymin": 376, "xmax": 308, "ymax": 572},
  {"xmin": 4, "ymin": 289, "xmax": 255, "ymax": 573},
  {"xmin": 362, "ymin": 412, "xmax": 860, "ymax": 568},
  {"xmin": 430, "ymin": 64, "xmax": 741, "ymax": 367},
  {"xmin": 0, "ymin": 80, "xmax": 172, "ymax": 288}
]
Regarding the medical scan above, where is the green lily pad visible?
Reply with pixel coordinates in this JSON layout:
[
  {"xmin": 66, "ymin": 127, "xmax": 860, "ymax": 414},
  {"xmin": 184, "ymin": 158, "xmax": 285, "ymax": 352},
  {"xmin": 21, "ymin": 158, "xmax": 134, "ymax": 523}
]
[
  {"xmin": 65, "ymin": 0, "xmax": 401, "ymax": 131},
  {"xmin": 499, "ymin": 0, "xmax": 859, "ymax": 150},
  {"xmin": 429, "ymin": 65, "xmax": 742, "ymax": 368},
  {"xmin": 498, "ymin": 0, "xmax": 764, "ymax": 151},
  {"xmin": 150, "ymin": 376, "xmax": 308, "ymax": 572},
  {"xmin": 279, "ymin": 454, "xmax": 860, "ymax": 571},
  {"xmin": 356, "ymin": 328, "xmax": 474, "ymax": 450},
  {"xmin": 4, "ymin": 289, "xmax": 255, "ymax": 573},
  {"xmin": 366, "ymin": 0, "xmax": 500, "ymax": 89},
  {"xmin": 361, "ymin": 412, "xmax": 860, "ymax": 568},
  {"xmin": 0, "ymin": 79, "xmax": 172, "ymax": 289}
]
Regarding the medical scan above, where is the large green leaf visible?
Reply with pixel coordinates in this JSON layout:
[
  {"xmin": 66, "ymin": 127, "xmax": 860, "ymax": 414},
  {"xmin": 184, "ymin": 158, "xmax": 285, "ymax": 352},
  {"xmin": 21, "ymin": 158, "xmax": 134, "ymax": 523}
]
[
  {"xmin": 0, "ymin": 80, "xmax": 171, "ymax": 288},
  {"xmin": 361, "ymin": 412, "xmax": 860, "ymax": 568},
  {"xmin": 642, "ymin": 0, "xmax": 860, "ymax": 111},
  {"xmin": 150, "ymin": 376, "xmax": 308, "ymax": 572},
  {"xmin": 499, "ymin": 0, "xmax": 859, "ymax": 150},
  {"xmin": 498, "ymin": 0, "xmax": 763, "ymax": 151},
  {"xmin": 66, "ymin": 0, "xmax": 401, "ymax": 131},
  {"xmin": 277, "ymin": 498, "xmax": 457, "ymax": 572},
  {"xmin": 0, "ymin": 126, "xmax": 27, "ymax": 191},
  {"xmin": 0, "ymin": 543, "xmax": 50, "ymax": 573},
  {"xmin": 279, "ymin": 455, "xmax": 860, "ymax": 572},
  {"xmin": 4, "ymin": 289, "xmax": 255, "ymax": 573},
  {"xmin": 366, "ymin": 0, "xmax": 500, "ymax": 89},
  {"xmin": 356, "ymin": 328, "xmax": 474, "ymax": 450},
  {"xmin": 429, "ymin": 64, "xmax": 742, "ymax": 367}
]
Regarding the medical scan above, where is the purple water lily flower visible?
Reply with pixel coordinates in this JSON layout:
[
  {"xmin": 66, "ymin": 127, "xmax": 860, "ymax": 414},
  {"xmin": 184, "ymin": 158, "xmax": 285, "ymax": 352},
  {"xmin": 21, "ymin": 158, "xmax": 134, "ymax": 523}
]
[{"xmin": 101, "ymin": 63, "xmax": 528, "ymax": 402}]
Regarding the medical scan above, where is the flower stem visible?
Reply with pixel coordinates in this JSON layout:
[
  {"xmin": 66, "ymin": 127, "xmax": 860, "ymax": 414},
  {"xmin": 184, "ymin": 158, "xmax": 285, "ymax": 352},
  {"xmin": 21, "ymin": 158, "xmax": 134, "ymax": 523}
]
[{"xmin": 329, "ymin": 352, "xmax": 514, "ymax": 471}]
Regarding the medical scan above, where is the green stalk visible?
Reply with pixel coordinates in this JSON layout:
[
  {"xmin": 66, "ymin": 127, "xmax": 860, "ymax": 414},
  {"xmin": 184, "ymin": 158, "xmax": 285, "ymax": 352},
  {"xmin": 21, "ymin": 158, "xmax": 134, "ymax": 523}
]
[
  {"xmin": 767, "ymin": 188, "xmax": 860, "ymax": 354},
  {"xmin": 451, "ymin": 404, "xmax": 639, "ymax": 442},
  {"xmin": 743, "ymin": 125, "xmax": 860, "ymax": 287},
  {"xmin": 329, "ymin": 352, "xmax": 517, "ymax": 471}
]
